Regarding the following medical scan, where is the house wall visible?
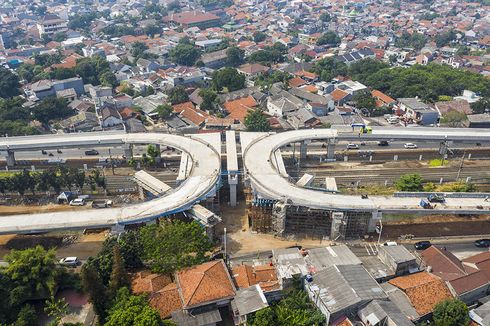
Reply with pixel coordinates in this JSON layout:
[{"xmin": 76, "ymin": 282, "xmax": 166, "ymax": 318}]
[
  {"xmin": 102, "ymin": 116, "xmax": 123, "ymax": 127},
  {"xmin": 458, "ymin": 284, "xmax": 490, "ymax": 305},
  {"xmin": 53, "ymin": 78, "xmax": 84, "ymax": 96},
  {"xmin": 267, "ymin": 101, "xmax": 283, "ymax": 117},
  {"xmin": 420, "ymin": 111, "xmax": 439, "ymax": 125}
]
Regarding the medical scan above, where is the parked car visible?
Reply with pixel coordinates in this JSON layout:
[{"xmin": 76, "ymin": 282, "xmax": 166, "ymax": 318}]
[
  {"xmin": 41, "ymin": 150, "xmax": 47, "ymax": 155},
  {"xmin": 428, "ymin": 194, "xmax": 445, "ymax": 203},
  {"xmin": 69, "ymin": 198, "xmax": 86, "ymax": 206},
  {"xmin": 377, "ymin": 140, "xmax": 389, "ymax": 146},
  {"xmin": 84, "ymin": 149, "xmax": 99, "ymax": 156},
  {"xmin": 404, "ymin": 143, "xmax": 418, "ymax": 149},
  {"xmin": 346, "ymin": 143, "xmax": 359, "ymax": 149},
  {"xmin": 59, "ymin": 257, "xmax": 80, "ymax": 267},
  {"xmin": 414, "ymin": 241, "xmax": 432, "ymax": 250},
  {"xmin": 474, "ymin": 239, "xmax": 490, "ymax": 248},
  {"xmin": 383, "ymin": 241, "xmax": 398, "ymax": 246},
  {"xmin": 92, "ymin": 200, "xmax": 113, "ymax": 208}
]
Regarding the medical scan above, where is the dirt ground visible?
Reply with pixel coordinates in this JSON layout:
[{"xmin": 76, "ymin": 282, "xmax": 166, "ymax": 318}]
[
  {"xmin": 0, "ymin": 231, "xmax": 108, "ymax": 259},
  {"xmin": 217, "ymin": 202, "xmax": 330, "ymax": 256},
  {"xmin": 0, "ymin": 203, "xmax": 88, "ymax": 216},
  {"xmin": 382, "ymin": 220, "xmax": 490, "ymax": 239}
]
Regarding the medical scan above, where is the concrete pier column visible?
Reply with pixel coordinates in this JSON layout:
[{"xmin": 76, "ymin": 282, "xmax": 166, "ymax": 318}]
[
  {"xmin": 123, "ymin": 144, "xmax": 133, "ymax": 158},
  {"xmin": 327, "ymin": 142, "xmax": 335, "ymax": 160},
  {"xmin": 5, "ymin": 150, "xmax": 15, "ymax": 167},
  {"xmin": 154, "ymin": 144, "xmax": 162, "ymax": 163},
  {"xmin": 300, "ymin": 141, "xmax": 308, "ymax": 160},
  {"xmin": 228, "ymin": 174, "xmax": 238, "ymax": 207}
]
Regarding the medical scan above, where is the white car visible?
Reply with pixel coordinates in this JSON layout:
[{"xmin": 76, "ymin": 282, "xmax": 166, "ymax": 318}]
[
  {"xmin": 59, "ymin": 257, "xmax": 80, "ymax": 267},
  {"xmin": 69, "ymin": 198, "xmax": 86, "ymax": 206},
  {"xmin": 404, "ymin": 143, "xmax": 418, "ymax": 149},
  {"xmin": 346, "ymin": 143, "xmax": 360, "ymax": 149}
]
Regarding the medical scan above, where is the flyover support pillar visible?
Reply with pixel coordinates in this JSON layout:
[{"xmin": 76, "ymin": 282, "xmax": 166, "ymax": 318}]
[
  {"xmin": 123, "ymin": 144, "xmax": 133, "ymax": 159},
  {"xmin": 228, "ymin": 174, "xmax": 238, "ymax": 207},
  {"xmin": 154, "ymin": 144, "xmax": 162, "ymax": 163},
  {"xmin": 5, "ymin": 150, "xmax": 15, "ymax": 167},
  {"xmin": 327, "ymin": 138, "xmax": 337, "ymax": 160},
  {"xmin": 300, "ymin": 141, "xmax": 308, "ymax": 160}
]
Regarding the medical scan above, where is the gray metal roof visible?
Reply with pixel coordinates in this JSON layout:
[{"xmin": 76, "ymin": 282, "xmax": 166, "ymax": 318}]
[
  {"xmin": 306, "ymin": 245, "xmax": 362, "ymax": 272},
  {"xmin": 337, "ymin": 264, "xmax": 387, "ymax": 301},
  {"xmin": 358, "ymin": 300, "xmax": 414, "ymax": 326},
  {"xmin": 380, "ymin": 245, "xmax": 416, "ymax": 264},
  {"xmin": 380, "ymin": 283, "xmax": 420, "ymax": 321},
  {"xmin": 233, "ymin": 285, "xmax": 269, "ymax": 316}
]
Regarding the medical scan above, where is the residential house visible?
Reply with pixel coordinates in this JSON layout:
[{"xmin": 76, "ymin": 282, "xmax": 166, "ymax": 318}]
[
  {"xmin": 398, "ymin": 98, "xmax": 439, "ymax": 125},
  {"xmin": 27, "ymin": 77, "xmax": 84, "ymax": 100},
  {"xmin": 305, "ymin": 245, "xmax": 362, "ymax": 274},
  {"xmin": 136, "ymin": 58, "xmax": 160, "ymax": 73},
  {"xmin": 232, "ymin": 264, "xmax": 281, "ymax": 301},
  {"xmin": 337, "ymin": 48, "xmax": 375, "ymax": 65},
  {"xmin": 454, "ymin": 90, "xmax": 481, "ymax": 104},
  {"xmin": 272, "ymin": 248, "xmax": 308, "ymax": 289},
  {"xmin": 286, "ymin": 107, "xmax": 322, "ymax": 129},
  {"xmin": 336, "ymin": 80, "xmax": 368, "ymax": 97},
  {"xmin": 101, "ymin": 107, "xmax": 123, "ymax": 128},
  {"xmin": 469, "ymin": 298, "xmax": 490, "ymax": 325},
  {"xmin": 172, "ymin": 260, "xmax": 236, "ymax": 325},
  {"xmin": 267, "ymin": 91, "xmax": 304, "ymax": 117},
  {"xmin": 357, "ymin": 300, "xmax": 414, "ymax": 326},
  {"xmin": 305, "ymin": 264, "xmax": 387, "ymax": 325},
  {"xmin": 88, "ymin": 85, "xmax": 113, "ymax": 99},
  {"xmin": 468, "ymin": 114, "xmax": 490, "ymax": 128},
  {"xmin": 388, "ymin": 272, "xmax": 453, "ymax": 318},
  {"xmin": 231, "ymin": 285, "xmax": 269, "ymax": 326},
  {"xmin": 237, "ymin": 63, "xmax": 270, "ymax": 86},
  {"xmin": 60, "ymin": 111, "xmax": 99, "ymax": 132},
  {"xmin": 378, "ymin": 245, "xmax": 419, "ymax": 277},
  {"xmin": 173, "ymin": 101, "xmax": 209, "ymax": 127},
  {"xmin": 223, "ymin": 96, "xmax": 258, "ymax": 124},
  {"xmin": 201, "ymin": 49, "xmax": 228, "ymax": 69},
  {"xmin": 371, "ymin": 89, "xmax": 396, "ymax": 108},
  {"xmin": 37, "ymin": 14, "xmax": 67, "ymax": 37},
  {"xmin": 133, "ymin": 93, "xmax": 167, "ymax": 120},
  {"xmin": 330, "ymin": 88, "xmax": 351, "ymax": 106},
  {"xmin": 164, "ymin": 11, "xmax": 221, "ymax": 29},
  {"xmin": 195, "ymin": 39, "xmax": 223, "ymax": 51}
]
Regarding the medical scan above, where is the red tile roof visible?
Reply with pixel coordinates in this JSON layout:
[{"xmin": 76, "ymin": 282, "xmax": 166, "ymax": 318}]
[
  {"xmin": 173, "ymin": 101, "xmax": 209, "ymax": 126},
  {"xmin": 449, "ymin": 271, "xmax": 489, "ymax": 295},
  {"xmin": 176, "ymin": 260, "xmax": 235, "ymax": 308},
  {"xmin": 389, "ymin": 272, "xmax": 453, "ymax": 316},
  {"xmin": 165, "ymin": 11, "xmax": 220, "ymax": 25},
  {"xmin": 149, "ymin": 283, "xmax": 183, "ymax": 318},
  {"xmin": 232, "ymin": 264, "xmax": 280, "ymax": 292},
  {"xmin": 288, "ymin": 77, "xmax": 307, "ymax": 88},
  {"xmin": 131, "ymin": 271, "xmax": 173, "ymax": 294},
  {"xmin": 223, "ymin": 96, "xmax": 258, "ymax": 123},
  {"xmin": 371, "ymin": 89, "xmax": 396, "ymax": 106},
  {"xmin": 331, "ymin": 89, "xmax": 349, "ymax": 102}
]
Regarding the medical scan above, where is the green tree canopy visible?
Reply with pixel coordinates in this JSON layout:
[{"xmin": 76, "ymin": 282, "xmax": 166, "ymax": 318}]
[
  {"xmin": 244, "ymin": 109, "xmax": 270, "ymax": 132},
  {"xmin": 253, "ymin": 31, "xmax": 267, "ymax": 43},
  {"xmin": 470, "ymin": 97, "xmax": 489, "ymax": 114},
  {"xmin": 212, "ymin": 67, "xmax": 246, "ymax": 92},
  {"xmin": 226, "ymin": 46, "xmax": 245, "ymax": 67},
  {"xmin": 310, "ymin": 57, "xmax": 347, "ymax": 81},
  {"xmin": 140, "ymin": 221, "xmax": 212, "ymax": 274},
  {"xmin": 105, "ymin": 287, "xmax": 162, "ymax": 326},
  {"xmin": 169, "ymin": 41, "xmax": 201, "ymax": 66},
  {"xmin": 198, "ymin": 88, "xmax": 218, "ymax": 112},
  {"xmin": 395, "ymin": 174, "xmax": 424, "ymax": 191},
  {"xmin": 167, "ymin": 86, "xmax": 189, "ymax": 104},
  {"xmin": 32, "ymin": 97, "xmax": 73, "ymax": 124},
  {"xmin": 156, "ymin": 104, "xmax": 173, "ymax": 119},
  {"xmin": 316, "ymin": 31, "xmax": 341, "ymax": 46},
  {"xmin": 395, "ymin": 31, "xmax": 427, "ymax": 50},
  {"xmin": 433, "ymin": 299, "xmax": 470, "ymax": 326},
  {"xmin": 4, "ymin": 246, "xmax": 58, "ymax": 304},
  {"xmin": 320, "ymin": 13, "xmax": 331, "ymax": 22},
  {"xmin": 81, "ymin": 264, "xmax": 109, "ymax": 323},
  {"xmin": 0, "ymin": 67, "xmax": 20, "ymax": 98},
  {"xmin": 440, "ymin": 110, "xmax": 467, "ymax": 127},
  {"xmin": 353, "ymin": 91, "xmax": 376, "ymax": 111},
  {"xmin": 247, "ymin": 43, "xmax": 287, "ymax": 65}
]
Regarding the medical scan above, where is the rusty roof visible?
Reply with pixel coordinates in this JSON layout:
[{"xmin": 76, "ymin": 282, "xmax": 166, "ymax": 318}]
[
  {"xmin": 388, "ymin": 272, "xmax": 453, "ymax": 316},
  {"xmin": 176, "ymin": 260, "xmax": 236, "ymax": 308},
  {"xmin": 421, "ymin": 246, "xmax": 468, "ymax": 281},
  {"xmin": 149, "ymin": 283, "xmax": 183, "ymax": 318},
  {"xmin": 232, "ymin": 264, "xmax": 280, "ymax": 292}
]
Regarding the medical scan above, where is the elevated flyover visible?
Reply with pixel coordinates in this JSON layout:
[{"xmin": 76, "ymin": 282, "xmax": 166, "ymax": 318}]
[
  {"xmin": 0, "ymin": 132, "xmax": 221, "ymax": 234},
  {"xmin": 242, "ymin": 129, "xmax": 490, "ymax": 214}
]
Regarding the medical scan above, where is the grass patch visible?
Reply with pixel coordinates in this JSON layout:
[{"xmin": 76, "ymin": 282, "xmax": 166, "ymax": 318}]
[
  {"xmin": 340, "ymin": 184, "xmax": 396, "ymax": 196},
  {"xmin": 428, "ymin": 159, "xmax": 449, "ymax": 167}
]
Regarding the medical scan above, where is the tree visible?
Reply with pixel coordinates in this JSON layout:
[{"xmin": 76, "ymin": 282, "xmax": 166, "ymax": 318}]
[
  {"xmin": 395, "ymin": 174, "xmax": 423, "ymax": 191},
  {"xmin": 131, "ymin": 42, "xmax": 149, "ymax": 58},
  {"xmin": 167, "ymin": 86, "xmax": 189, "ymax": 104},
  {"xmin": 320, "ymin": 13, "xmax": 331, "ymax": 22},
  {"xmin": 470, "ymin": 97, "xmax": 489, "ymax": 114},
  {"xmin": 32, "ymin": 97, "xmax": 73, "ymax": 124},
  {"xmin": 247, "ymin": 43, "xmax": 287, "ymax": 65},
  {"xmin": 9, "ymin": 170, "xmax": 32, "ymax": 195},
  {"xmin": 146, "ymin": 144, "xmax": 160, "ymax": 164},
  {"xmin": 156, "ymin": 104, "xmax": 173, "ymax": 119},
  {"xmin": 44, "ymin": 296, "xmax": 69, "ymax": 325},
  {"xmin": 311, "ymin": 57, "xmax": 347, "ymax": 82},
  {"xmin": 81, "ymin": 264, "xmax": 108, "ymax": 322},
  {"xmin": 394, "ymin": 31, "xmax": 427, "ymax": 50},
  {"xmin": 435, "ymin": 30, "xmax": 457, "ymax": 48},
  {"xmin": 108, "ymin": 245, "xmax": 129, "ymax": 297},
  {"xmin": 440, "ymin": 110, "xmax": 467, "ymax": 127},
  {"xmin": 0, "ymin": 67, "xmax": 20, "ymax": 98},
  {"xmin": 244, "ymin": 109, "xmax": 270, "ymax": 132},
  {"xmin": 168, "ymin": 43, "xmax": 201, "ymax": 66},
  {"xmin": 99, "ymin": 71, "xmax": 118, "ymax": 87},
  {"xmin": 4, "ymin": 246, "xmax": 58, "ymax": 305},
  {"xmin": 433, "ymin": 299, "xmax": 470, "ymax": 326},
  {"xmin": 253, "ymin": 31, "xmax": 267, "ymax": 43},
  {"xmin": 212, "ymin": 67, "xmax": 246, "ymax": 92},
  {"xmin": 139, "ymin": 221, "xmax": 212, "ymax": 274},
  {"xmin": 353, "ymin": 91, "xmax": 376, "ymax": 111},
  {"xmin": 226, "ymin": 46, "xmax": 245, "ymax": 67},
  {"xmin": 105, "ymin": 287, "xmax": 162, "ymax": 326},
  {"xmin": 198, "ymin": 88, "xmax": 218, "ymax": 112},
  {"xmin": 316, "ymin": 31, "xmax": 341, "ymax": 46},
  {"xmin": 13, "ymin": 305, "xmax": 37, "ymax": 326}
]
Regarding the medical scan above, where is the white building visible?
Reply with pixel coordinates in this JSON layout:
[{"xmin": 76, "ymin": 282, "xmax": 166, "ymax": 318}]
[{"xmin": 37, "ymin": 15, "xmax": 68, "ymax": 37}]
